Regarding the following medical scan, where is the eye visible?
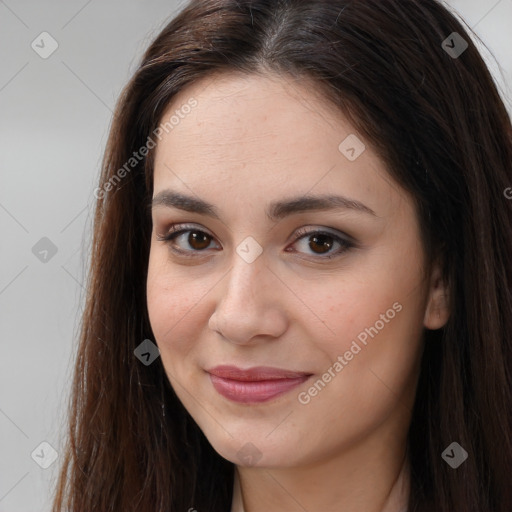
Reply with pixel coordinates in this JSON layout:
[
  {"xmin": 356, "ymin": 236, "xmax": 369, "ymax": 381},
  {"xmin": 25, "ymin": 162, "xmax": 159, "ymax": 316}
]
[
  {"xmin": 156, "ymin": 224, "xmax": 354, "ymax": 260},
  {"xmin": 288, "ymin": 227, "xmax": 354, "ymax": 260},
  {"xmin": 156, "ymin": 224, "xmax": 219, "ymax": 256}
]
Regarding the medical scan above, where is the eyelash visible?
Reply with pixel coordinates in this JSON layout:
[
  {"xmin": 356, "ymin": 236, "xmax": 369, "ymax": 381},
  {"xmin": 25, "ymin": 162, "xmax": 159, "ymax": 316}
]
[{"xmin": 156, "ymin": 224, "xmax": 354, "ymax": 260}]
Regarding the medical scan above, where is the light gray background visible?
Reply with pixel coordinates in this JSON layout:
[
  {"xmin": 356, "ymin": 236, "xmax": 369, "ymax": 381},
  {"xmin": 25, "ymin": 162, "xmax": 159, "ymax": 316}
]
[{"xmin": 0, "ymin": 1, "xmax": 510, "ymax": 510}]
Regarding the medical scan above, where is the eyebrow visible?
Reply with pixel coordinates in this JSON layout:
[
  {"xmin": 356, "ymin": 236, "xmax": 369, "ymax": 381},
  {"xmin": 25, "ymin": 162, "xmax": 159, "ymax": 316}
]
[{"xmin": 151, "ymin": 190, "xmax": 377, "ymax": 221}]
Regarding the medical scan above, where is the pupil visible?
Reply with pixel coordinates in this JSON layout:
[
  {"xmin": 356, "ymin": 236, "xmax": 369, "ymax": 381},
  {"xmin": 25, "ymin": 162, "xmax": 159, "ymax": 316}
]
[
  {"xmin": 310, "ymin": 234, "xmax": 332, "ymax": 254},
  {"xmin": 190, "ymin": 231, "xmax": 210, "ymax": 250}
]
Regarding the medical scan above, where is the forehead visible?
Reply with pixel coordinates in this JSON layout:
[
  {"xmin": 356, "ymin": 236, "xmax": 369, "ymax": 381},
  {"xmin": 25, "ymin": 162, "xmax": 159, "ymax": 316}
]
[
  {"xmin": 153, "ymin": 72, "xmax": 356, "ymax": 166},
  {"xmin": 151, "ymin": 72, "xmax": 409, "ymax": 221}
]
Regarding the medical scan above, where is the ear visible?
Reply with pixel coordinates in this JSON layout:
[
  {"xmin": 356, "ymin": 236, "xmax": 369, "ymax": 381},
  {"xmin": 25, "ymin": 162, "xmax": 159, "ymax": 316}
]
[{"xmin": 423, "ymin": 261, "xmax": 450, "ymax": 330}]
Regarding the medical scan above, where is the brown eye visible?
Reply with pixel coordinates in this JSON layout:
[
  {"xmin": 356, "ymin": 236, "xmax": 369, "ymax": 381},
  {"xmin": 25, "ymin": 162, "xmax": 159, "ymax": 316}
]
[
  {"xmin": 307, "ymin": 233, "xmax": 335, "ymax": 254},
  {"xmin": 157, "ymin": 224, "xmax": 354, "ymax": 261},
  {"xmin": 186, "ymin": 231, "xmax": 211, "ymax": 250},
  {"xmin": 156, "ymin": 225, "xmax": 219, "ymax": 256},
  {"xmin": 290, "ymin": 228, "xmax": 354, "ymax": 260}
]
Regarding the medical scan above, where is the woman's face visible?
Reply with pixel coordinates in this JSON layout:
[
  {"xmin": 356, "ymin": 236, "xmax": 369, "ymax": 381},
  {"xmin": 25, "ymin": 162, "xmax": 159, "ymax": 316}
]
[{"xmin": 146, "ymin": 72, "xmax": 448, "ymax": 468}]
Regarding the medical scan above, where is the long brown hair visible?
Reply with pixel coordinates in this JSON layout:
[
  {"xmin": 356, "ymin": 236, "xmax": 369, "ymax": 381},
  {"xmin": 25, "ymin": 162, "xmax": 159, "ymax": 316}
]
[{"xmin": 52, "ymin": 1, "xmax": 512, "ymax": 510}]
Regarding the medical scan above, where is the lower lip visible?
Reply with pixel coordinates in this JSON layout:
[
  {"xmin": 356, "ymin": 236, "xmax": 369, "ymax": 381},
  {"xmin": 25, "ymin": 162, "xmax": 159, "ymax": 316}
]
[{"xmin": 208, "ymin": 374, "xmax": 311, "ymax": 403}]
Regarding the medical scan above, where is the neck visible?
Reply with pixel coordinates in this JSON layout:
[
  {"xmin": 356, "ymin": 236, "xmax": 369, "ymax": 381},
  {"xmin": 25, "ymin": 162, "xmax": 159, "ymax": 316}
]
[{"xmin": 233, "ymin": 441, "xmax": 410, "ymax": 512}]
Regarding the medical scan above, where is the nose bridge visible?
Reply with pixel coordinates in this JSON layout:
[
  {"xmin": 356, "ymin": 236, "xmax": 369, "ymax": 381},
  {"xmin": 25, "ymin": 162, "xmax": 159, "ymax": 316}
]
[
  {"xmin": 222, "ymin": 246, "xmax": 267, "ymax": 310},
  {"xmin": 209, "ymin": 244, "xmax": 286, "ymax": 343}
]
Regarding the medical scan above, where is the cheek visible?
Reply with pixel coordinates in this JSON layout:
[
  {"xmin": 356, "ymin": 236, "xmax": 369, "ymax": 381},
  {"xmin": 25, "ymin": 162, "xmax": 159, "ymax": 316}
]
[
  {"xmin": 312, "ymin": 251, "xmax": 426, "ymax": 392},
  {"xmin": 146, "ymin": 250, "xmax": 202, "ymax": 360},
  {"xmin": 319, "ymin": 269, "xmax": 402, "ymax": 347},
  {"xmin": 295, "ymin": 297, "xmax": 423, "ymax": 452}
]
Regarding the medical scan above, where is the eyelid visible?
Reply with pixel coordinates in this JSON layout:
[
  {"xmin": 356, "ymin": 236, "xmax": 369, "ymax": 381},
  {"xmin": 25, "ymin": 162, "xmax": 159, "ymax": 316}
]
[
  {"xmin": 292, "ymin": 225, "xmax": 354, "ymax": 244},
  {"xmin": 158, "ymin": 223, "xmax": 214, "ymax": 240}
]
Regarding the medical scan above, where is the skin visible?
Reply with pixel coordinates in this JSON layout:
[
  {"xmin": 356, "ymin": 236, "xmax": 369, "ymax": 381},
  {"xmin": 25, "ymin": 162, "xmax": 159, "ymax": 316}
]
[{"xmin": 146, "ymin": 71, "xmax": 450, "ymax": 512}]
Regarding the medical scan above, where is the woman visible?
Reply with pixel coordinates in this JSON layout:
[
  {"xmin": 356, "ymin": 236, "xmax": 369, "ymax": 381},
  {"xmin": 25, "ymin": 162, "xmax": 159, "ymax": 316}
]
[{"xmin": 52, "ymin": 1, "xmax": 512, "ymax": 511}]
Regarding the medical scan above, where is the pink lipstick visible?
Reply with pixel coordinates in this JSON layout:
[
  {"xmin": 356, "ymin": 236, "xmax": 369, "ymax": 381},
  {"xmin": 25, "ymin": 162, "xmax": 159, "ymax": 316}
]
[{"xmin": 206, "ymin": 365, "xmax": 312, "ymax": 403}]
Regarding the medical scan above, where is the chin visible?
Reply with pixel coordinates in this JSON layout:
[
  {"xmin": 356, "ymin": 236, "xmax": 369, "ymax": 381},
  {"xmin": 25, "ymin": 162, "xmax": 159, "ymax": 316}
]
[{"xmin": 201, "ymin": 426, "xmax": 301, "ymax": 468}]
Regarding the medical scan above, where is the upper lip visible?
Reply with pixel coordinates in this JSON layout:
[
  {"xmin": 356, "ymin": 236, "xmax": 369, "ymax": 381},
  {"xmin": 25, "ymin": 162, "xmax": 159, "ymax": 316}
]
[{"xmin": 206, "ymin": 365, "xmax": 312, "ymax": 381}]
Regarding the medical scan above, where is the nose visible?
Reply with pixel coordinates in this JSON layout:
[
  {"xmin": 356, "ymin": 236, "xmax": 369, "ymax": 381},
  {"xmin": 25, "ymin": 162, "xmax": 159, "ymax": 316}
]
[{"xmin": 208, "ymin": 250, "xmax": 288, "ymax": 345}]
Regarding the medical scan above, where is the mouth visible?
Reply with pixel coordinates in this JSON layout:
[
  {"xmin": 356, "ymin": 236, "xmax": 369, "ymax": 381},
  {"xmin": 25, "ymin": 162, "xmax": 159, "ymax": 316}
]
[{"xmin": 206, "ymin": 365, "xmax": 313, "ymax": 404}]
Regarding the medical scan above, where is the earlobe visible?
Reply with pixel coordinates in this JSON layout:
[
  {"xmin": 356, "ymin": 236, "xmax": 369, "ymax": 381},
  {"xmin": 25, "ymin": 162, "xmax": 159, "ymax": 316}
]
[{"xmin": 423, "ymin": 264, "xmax": 450, "ymax": 330}]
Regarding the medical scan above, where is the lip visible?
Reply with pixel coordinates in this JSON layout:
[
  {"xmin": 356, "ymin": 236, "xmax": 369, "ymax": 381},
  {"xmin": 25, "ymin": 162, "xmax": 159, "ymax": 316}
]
[{"xmin": 206, "ymin": 365, "xmax": 313, "ymax": 403}]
